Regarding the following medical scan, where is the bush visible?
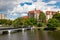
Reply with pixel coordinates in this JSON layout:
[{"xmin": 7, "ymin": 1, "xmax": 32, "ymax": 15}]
[
  {"xmin": 47, "ymin": 18, "xmax": 60, "ymax": 28},
  {"xmin": 37, "ymin": 22, "xmax": 45, "ymax": 27}
]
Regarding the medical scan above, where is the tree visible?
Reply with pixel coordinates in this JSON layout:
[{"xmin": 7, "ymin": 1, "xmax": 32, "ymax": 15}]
[
  {"xmin": 0, "ymin": 19, "xmax": 7, "ymax": 25},
  {"xmin": 12, "ymin": 17, "xmax": 23, "ymax": 27},
  {"xmin": 27, "ymin": 17, "xmax": 37, "ymax": 26},
  {"xmin": 53, "ymin": 13, "xmax": 60, "ymax": 22},
  {"xmin": 47, "ymin": 18, "xmax": 60, "ymax": 28},
  {"xmin": 12, "ymin": 17, "xmax": 37, "ymax": 27},
  {"xmin": 0, "ymin": 19, "xmax": 13, "ymax": 26},
  {"xmin": 39, "ymin": 12, "xmax": 46, "ymax": 23},
  {"xmin": 37, "ymin": 22, "xmax": 45, "ymax": 27},
  {"xmin": 4, "ymin": 20, "xmax": 13, "ymax": 26}
]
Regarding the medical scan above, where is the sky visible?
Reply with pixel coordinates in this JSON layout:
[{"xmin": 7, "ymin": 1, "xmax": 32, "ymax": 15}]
[{"xmin": 0, "ymin": 0, "xmax": 60, "ymax": 20}]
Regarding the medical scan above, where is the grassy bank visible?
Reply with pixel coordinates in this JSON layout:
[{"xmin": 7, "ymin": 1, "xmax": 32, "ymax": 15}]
[{"xmin": 56, "ymin": 27, "xmax": 60, "ymax": 31}]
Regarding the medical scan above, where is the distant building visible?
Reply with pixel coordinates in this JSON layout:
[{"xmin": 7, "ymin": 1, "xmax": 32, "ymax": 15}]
[
  {"xmin": 28, "ymin": 9, "xmax": 42, "ymax": 20},
  {"xmin": 23, "ymin": 16, "xmax": 28, "ymax": 19},
  {"xmin": 46, "ymin": 11, "xmax": 58, "ymax": 22},
  {"xmin": 0, "ymin": 13, "xmax": 6, "ymax": 19}
]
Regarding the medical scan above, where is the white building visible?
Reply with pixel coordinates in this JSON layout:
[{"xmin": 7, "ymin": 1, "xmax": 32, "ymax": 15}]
[{"xmin": 0, "ymin": 14, "xmax": 6, "ymax": 19}]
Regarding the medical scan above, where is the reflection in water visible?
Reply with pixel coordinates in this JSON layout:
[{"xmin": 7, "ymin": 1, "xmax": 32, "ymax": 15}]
[
  {"xmin": 22, "ymin": 31, "xmax": 28, "ymax": 40},
  {"xmin": 27, "ymin": 30, "xmax": 40, "ymax": 40},
  {"xmin": 8, "ymin": 30, "xmax": 11, "ymax": 36},
  {"xmin": 42, "ymin": 31, "xmax": 49, "ymax": 40},
  {"xmin": 47, "ymin": 31, "xmax": 60, "ymax": 40},
  {"xmin": 0, "ymin": 30, "xmax": 60, "ymax": 40}
]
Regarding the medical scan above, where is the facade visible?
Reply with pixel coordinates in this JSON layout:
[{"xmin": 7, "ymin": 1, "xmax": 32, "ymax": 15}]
[
  {"xmin": 46, "ymin": 11, "xmax": 58, "ymax": 22},
  {"xmin": 0, "ymin": 14, "xmax": 6, "ymax": 19},
  {"xmin": 28, "ymin": 9, "xmax": 60, "ymax": 23},
  {"xmin": 28, "ymin": 9, "xmax": 42, "ymax": 20}
]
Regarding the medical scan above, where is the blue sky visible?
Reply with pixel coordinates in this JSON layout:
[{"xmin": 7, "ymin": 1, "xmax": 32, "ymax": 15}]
[{"xmin": 0, "ymin": 0, "xmax": 60, "ymax": 20}]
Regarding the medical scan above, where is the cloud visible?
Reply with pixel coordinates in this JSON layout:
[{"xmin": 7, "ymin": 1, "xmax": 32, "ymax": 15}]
[
  {"xmin": 9, "ymin": 18, "xmax": 15, "ymax": 20},
  {"xmin": 10, "ymin": 3, "xmax": 35, "ymax": 13},
  {"xmin": 0, "ymin": 0, "xmax": 60, "ymax": 20},
  {"xmin": 8, "ymin": 0, "xmax": 60, "ymax": 16},
  {"xmin": 21, "ymin": 13, "xmax": 27, "ymax": 16},
  {"xmin": 0, "ymin": 0, "xmax": 18, "ymax": 12},
  {"xmin": 32, "ymin": 0, "xmax": 37, "ymax": 2},
  {"xmin": 12, "ymin": 13, "xmax": 18, "ymax": 16},
  {"xmin": 42, "ymin": 0, "xmax": 51, "ymax": 2},
  {"xmin": 47, "ymin": 1, "xmax": 57, "ymax": 4},
  {"xmin": 52, "ymin": 0, "xmax": 60, "ymax": 1},
  {"xmin": 0, "ymin": 0, "xmax": 60, "ymax": 12}
]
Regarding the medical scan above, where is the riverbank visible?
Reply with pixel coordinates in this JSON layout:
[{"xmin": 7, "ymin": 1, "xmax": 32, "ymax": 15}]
[
  {"xmin": 33, "ymin": 27, "xmax": 60, "ymax": 31},
  {"xmin": 56, "ymin": 27, "xmax": 60, "ymax": 31},
  {"xmin": 0, "ymin": 27, "xmax": 60, "ymax": 35}
]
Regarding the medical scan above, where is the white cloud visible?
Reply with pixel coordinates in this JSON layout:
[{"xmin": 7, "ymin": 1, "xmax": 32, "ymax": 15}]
[
  {"xmin": 21, "ymin": 13, "xmax": 27, "ymax": 16},
  {"xmin": 32, "ymin": 1, "xmax": 47, "ymax": 10},
  {"xmin": 16, "ymin": 5, "xmax": 23, "ymax": 12},
  {"xmin": 11, "ymin": 1, "xmax": 47, "ymax": 13},
  {"xmin": 27, "ymin": 5, "xmax": 36, "ymax": 11},
  {"xmin": 10, "ymin": 3, "xmax": 35, "ymax": 14},
  {"xmin": 47, "ymin": 1, "xmax": 57, "ymax": 4},
  {"xmin": 7, "ymin": 0, "xmax": 60, "ymax": 17},
  {"xmin": 13, "ymin": 13, "xmax": 17, "ymax": 16},
  {"xmin": 16, "ymin": 0, "xmax": 32, "ymax": 3},
  {"xmin": 51, "ymin": 8, "xmax": 60, "ymax": 11},
  {"xmin": 9, "ymin": 18, "xmax": 15, "ymax": 20}
]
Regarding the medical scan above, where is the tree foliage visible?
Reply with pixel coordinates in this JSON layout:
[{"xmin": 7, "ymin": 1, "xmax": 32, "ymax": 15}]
[
  {"xmin": 12, "ymin": 17, "xmax": 37, "ymax": 27},
  {"xmin": 0, "ymin": 19, "xmax": 7, "ymax": 24},
  {"xmin": 12, "ymin": 17, "xmax": 23, "ymax": 27},
  {"xmin": 4, "ymin": 20, "xmax": 12, "ymax": 26},
  {"xmin": 0, "ymin": 19, "xmax": 12, "ymax": 26},
  {"xmin": 53, "ymin": 13, "xmax": 60, "ymax": 22},
  {"xmin": 47, "ymin": 18, "xmax": 60, "ymax": 28},
  {"xmin": 27, "ymin": 17, "xmax": 37, "ymax": 26},
  {"xmin": 37, "ymin": 22, "xmax": 45, "ymax": 27},
  {"xmin": 39, "ymin": 12, "xmax": 46, "ymax": 23}
]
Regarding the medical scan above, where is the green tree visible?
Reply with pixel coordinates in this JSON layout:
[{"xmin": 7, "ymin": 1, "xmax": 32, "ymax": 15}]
[
  {"xmin": 53, "ymin": 13, "xmax": 60, "ymax": 22},
  {"xmin": 37, "ymin": 22, "xmax": 45, "ymax": 27},
  {"xmin": 12, "ymin": 17, "xmax": 23, "ymax": 27},
  {"xmin": 0, "ymin": 19, "xmax": 13, "ymax": 26},
  {"xmin": 39, "ymin": 12, "xmax": 46, "ymax": 23},
  {"xmin": 47, "ymin": 18, "xmax": 60, "ymax": 28},
  {"xmin": 0, "ymin": 19, "xmax": 7, "ymax": 25},
  {"xmin": 12, "ymin": 17, "xmax": 37, "ymax": 27},
  {"xmin": 27, "ymin": 17, "xmax": 37, "ymax": 26},
  {"xmin": 4, "ymin": 20, "xmax": 13, "ymax": 26}
]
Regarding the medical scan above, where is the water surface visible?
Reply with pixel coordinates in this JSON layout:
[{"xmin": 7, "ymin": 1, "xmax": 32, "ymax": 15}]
[{"xmin": 0, "ymin": 30, "xmax": 60, "ymax": 40}]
